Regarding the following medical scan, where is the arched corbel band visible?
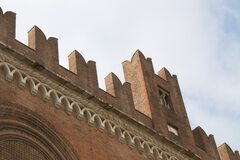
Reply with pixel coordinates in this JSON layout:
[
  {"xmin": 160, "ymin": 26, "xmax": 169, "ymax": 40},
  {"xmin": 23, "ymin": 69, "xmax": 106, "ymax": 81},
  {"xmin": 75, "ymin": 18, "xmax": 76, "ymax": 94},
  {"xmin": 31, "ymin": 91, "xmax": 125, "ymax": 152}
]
[{"xmin": 0, "ymin": 60, "xmax": 188, "ymax": 160}]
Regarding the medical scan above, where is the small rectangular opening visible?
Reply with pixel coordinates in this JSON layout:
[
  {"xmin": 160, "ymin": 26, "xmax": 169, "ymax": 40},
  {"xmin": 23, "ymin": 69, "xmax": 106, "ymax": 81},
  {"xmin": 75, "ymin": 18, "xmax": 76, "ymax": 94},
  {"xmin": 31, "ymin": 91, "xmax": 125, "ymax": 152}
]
[
  {"xmin": 157, "ymin": 86, "xmax": 172, "ymax": 110},
  {"xmin": 167, "ymin": 124, "xmax": 179, "ymax": 136}
]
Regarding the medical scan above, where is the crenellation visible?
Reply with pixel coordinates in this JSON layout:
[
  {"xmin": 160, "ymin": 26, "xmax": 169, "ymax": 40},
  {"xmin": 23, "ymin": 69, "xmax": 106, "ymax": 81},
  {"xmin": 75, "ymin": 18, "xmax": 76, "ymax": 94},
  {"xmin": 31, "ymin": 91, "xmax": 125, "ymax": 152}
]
[
  {"xmin": 68, "ymin": 50, "xmax": 99, "ymax": 93},
  {"xmin": 28, "ymin": 26, "xmax": 59, "ymax": 70},
  {"xmin": 218, "ymin": 143, "xmax": 240, "ymax": 160},
  {"xmin": 0, "ymin": 8, "xmax": 16, "ymax": 42},
  {"xmin": 105, "ymin": 72, "xmax": 123, "ymax": 97},
  {"xmin": 192, "ymin": 127, "xmax": 220, "ymax": 160},
  {"xmin": 121, "ymin": 82, "xmax": 135, "ymax": 115},
  {"xmin": 86, "ymin": 60, "xmax": 99, "ymax": 92},
  {"xmin": 235, "ymin": 151, "xmax": 240, "ymax": 157},
  {"xmin": 68, "ymin": 50, "xmax": 89, "ymax": 88},
  {"xmin": 0, "ymin": 7, "xmax": 238, "ymax": 160},
  {"xmin": 123, "ymin": 50, "xmax": 166, "ymax": 134},
  {"xmin": 122, "ymin": 50, "xmax": 156, "ymax": 118},
  {"xmin": 158, "ymin": 67, "xmax": 172, "ymax": 81},
  {"xmin": 105, "ymin": 72, "xmax": 135, "ymax": 116},
  {"xmin": 209, "ymin": 134, "xmax": 221, "ymax": 160},
  {"xmin": 193, "ymin": 127, "xmax": 210, "ymax": 151}
]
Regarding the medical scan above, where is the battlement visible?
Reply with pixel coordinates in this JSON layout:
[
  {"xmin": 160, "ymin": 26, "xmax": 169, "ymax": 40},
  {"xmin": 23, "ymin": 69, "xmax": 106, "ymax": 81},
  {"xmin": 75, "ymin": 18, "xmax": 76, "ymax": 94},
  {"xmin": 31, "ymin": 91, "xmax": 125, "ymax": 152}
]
[
  {"xmin": 0, "ymin": 7, "xmax": 238, "ymax": 160},
  {"xmin": 192, "ymin": 127, "xmax": 220, "ymax": 159},
  {"xmin": 218, "ymin": 144, "xmax": 240, "ymax": 160},
  {"xmin": 0, "ymin": 8, "xmax": 16, "ymax": 42}
]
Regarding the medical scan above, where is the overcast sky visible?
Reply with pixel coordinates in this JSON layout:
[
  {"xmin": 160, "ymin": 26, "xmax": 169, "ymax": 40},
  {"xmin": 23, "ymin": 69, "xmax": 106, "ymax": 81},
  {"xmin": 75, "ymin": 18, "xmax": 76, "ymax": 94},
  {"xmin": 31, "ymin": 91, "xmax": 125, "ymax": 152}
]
[{"xmin": 2, "ymin": 0, "xmax": 240, "ymax": 151}]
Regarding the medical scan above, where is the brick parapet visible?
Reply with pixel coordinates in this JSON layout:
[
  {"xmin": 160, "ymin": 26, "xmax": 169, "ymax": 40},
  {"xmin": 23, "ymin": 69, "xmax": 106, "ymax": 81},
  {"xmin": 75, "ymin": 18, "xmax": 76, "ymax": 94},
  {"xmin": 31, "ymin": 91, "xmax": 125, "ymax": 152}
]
[
  {"xmin": 218, "ymin": 144, "xmax": 240, "ymax": 160},
  {"xmin": 0, "ymin": 7, "xmax": 238, "ymax": 160}
]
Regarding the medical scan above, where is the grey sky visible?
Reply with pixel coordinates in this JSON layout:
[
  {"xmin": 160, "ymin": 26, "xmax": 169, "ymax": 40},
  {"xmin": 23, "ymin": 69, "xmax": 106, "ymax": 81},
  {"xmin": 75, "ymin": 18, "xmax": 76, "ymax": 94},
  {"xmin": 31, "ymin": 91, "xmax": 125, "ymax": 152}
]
[{"xmin": 2, "ymin": 0, "xmax": 240, "ymax": 151}]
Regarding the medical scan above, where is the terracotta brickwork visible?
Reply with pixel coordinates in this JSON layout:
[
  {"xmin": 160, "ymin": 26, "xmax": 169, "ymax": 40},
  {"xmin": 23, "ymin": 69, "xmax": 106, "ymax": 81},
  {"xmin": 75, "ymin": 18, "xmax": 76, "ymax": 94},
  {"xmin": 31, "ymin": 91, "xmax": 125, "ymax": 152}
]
[{"xmin": 0, "ymin": 7, "xmax": 238, "ymax": 160}]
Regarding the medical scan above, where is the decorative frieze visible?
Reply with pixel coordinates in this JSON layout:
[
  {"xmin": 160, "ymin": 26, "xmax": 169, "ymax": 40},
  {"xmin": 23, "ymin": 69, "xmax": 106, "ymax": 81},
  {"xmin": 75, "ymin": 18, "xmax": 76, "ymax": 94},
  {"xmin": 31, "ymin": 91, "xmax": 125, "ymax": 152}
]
[{"xmin": 0, "ymin": 46, "xmax": 194, "ymax": 160}]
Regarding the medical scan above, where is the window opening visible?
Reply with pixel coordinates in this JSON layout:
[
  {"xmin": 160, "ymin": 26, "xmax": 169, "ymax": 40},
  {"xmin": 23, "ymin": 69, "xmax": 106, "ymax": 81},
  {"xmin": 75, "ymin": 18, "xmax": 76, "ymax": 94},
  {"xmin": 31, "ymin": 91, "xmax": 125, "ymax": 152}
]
[
  {"xmin": 167, "ymin": 124, "xmax": 178, "ymax": 136},
  {"xmin": 158, "ymin": 86, "xmax": 172, "ymax": 110}
]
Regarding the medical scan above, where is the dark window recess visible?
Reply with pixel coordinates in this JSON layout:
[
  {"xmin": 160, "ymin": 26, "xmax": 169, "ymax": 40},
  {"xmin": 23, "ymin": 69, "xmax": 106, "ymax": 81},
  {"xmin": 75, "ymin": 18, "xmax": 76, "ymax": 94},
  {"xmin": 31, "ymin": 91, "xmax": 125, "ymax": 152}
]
[{"xmin": 158, "ymin": 87, "xmax": 172, "ymax": 110}]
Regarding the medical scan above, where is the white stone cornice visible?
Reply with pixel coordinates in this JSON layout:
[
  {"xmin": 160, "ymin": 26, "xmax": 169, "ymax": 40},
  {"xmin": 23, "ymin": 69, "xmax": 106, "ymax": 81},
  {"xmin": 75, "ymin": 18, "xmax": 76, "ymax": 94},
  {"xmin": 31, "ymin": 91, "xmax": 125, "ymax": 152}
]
[{"xmin": 0, "ymin": 46, "xmax": 199, "ymax": 160}]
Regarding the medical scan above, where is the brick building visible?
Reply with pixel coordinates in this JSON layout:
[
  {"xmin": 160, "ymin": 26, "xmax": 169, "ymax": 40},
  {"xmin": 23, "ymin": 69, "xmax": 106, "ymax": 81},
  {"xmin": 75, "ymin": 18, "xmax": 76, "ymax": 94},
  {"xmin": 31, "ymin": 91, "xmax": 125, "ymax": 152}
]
[{"xmin": 0, "ymin": 8, "xmax": 239, "ymax": 160}]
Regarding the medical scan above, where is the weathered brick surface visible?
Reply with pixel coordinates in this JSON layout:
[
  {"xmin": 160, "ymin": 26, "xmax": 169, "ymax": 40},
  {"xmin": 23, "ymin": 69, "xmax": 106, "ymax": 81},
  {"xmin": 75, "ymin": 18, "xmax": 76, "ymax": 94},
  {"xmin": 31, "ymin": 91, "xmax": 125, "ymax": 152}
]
[
  {"xmin": 0, "ymin": 7, "xmax": 238, "ymax": 160},
  {"xmin": 0, "ymin": 77, "xmax": 149, "ymax": 160}
]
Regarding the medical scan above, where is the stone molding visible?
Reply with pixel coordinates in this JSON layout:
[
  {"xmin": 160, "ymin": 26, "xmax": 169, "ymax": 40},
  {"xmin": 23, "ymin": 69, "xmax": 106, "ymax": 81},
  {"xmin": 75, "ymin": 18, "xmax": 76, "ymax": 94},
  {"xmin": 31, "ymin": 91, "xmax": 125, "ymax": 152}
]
[{"xmin": 0, "ymin": 45, "xmax": 198, "ymax": 160}]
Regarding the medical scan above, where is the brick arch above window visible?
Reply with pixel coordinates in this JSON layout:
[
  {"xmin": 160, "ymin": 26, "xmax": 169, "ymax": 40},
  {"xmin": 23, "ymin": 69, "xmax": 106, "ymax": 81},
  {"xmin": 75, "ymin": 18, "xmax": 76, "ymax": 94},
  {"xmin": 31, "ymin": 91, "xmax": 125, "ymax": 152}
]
[{"xmin": 0, "ymin": 103, "xmax": 80, "ymax": 160}]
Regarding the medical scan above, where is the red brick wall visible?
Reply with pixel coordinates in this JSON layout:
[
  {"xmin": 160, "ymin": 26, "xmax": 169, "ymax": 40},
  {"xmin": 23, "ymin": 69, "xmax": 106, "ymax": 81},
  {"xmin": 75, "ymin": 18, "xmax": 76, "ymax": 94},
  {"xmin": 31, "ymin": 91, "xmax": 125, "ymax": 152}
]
[
  {"xmin": 0, "ymin": 140, "xmax": 46, "ymax": 160},
  {"xmin": 0, "ymin": 74, "xmax": 149, "ymax": 160}
]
